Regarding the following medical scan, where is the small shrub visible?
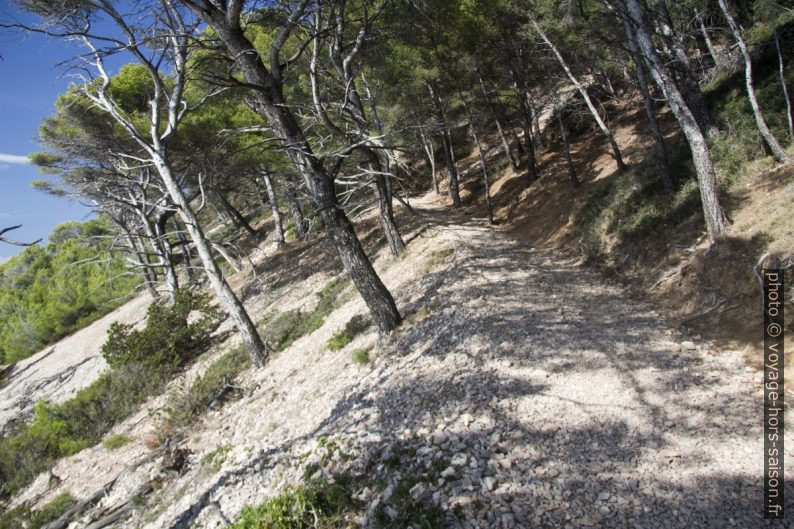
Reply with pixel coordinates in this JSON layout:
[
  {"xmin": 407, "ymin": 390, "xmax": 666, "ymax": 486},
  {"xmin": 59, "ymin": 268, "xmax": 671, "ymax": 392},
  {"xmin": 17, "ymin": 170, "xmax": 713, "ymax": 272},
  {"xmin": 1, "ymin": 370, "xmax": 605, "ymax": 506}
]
[
  {"xmin": 201, "ymin": 445, "xmax": 232, "ymax": 473},
  {"xmin": 102, "ymin": 433, "xmax": 132, "ymax": 450},
  {"xmin": 327, "ymin": 315, "xmax": 368, "ymax": 352},
  {"xmin": 229, "ymin": 479, "xmax": 358, "ymax": 529},
  {"xmin": 260, "ymin": 277, "xmax": 352, "ymax": 351},
  {"xmin": 167, "ymin": 345, "xmax": 250, "ymax": 428},
  {"xmin": 0, "ymin": 492, "xmax": 75, "ymax": 529},
  {"xmin": 350, "ymin": 348, "xmax": 370, "ymax": 365},
  {"xmin": 102, "ymin": 289, "xmax": 223, "ymax": 371},
  {"xmin": 422, "ymin": 248, "xmax": 455, "ymax": 273}
]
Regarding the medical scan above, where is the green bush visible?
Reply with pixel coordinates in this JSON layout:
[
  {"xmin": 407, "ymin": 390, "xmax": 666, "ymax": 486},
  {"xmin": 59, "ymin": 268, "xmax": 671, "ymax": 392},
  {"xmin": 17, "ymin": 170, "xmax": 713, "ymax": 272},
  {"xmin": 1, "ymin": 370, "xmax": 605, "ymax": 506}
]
[
  {"xmin": 102, "ymin": 289, "xmax": 223, "ymax": 371},
  {"xmin": 327, "ymin": 316, "xmax": 368, "ymax": 352},
  {"xmin": 350, "ymin": 348, "xmax": 371, "ymax": 365},
  {"xmin": 0, "ymin": 219, "xmax": 140, "ymax": 365},
  {"xmin": 260, "ymin": 277, "xmax": 351, "ymax": 351},
  {"xmin": 102, "ymin": 433, "xmax": 132, "ymax": 450},
  {"xmin": 0, "ymin": 290, "xmax": 221, "ymax": 500},
  {"xmin": 0, "ymin": 492, "xmax": 75, "ymax": 529},
  {"xmin": 168, "ymin": 345, "xmax": 250, "ymax": 428},
  {"xmin": 201, "ymin": 445, "xmax": 232, "ymax": 473},
  {"xmin": 229, "ymin": 480, "xmax": 358, "ymax": 529}
]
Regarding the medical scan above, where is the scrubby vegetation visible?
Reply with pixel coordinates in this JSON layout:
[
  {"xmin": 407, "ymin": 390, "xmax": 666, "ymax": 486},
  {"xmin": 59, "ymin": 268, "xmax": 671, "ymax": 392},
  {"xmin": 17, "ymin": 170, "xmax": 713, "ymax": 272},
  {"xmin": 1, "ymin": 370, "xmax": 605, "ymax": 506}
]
[
  {"xmin": 0, "ymin": 290, "xmax": 222, "ymax": 499},
  {"xmin": 350, "ymin": 348, "xmax": 371, "ymax": 366},
  {"xmin": 0, "ymin": 219, "xmax": 139, "ymax": 364},
  {"xmin": 229, "ymin": 480, "xmax": 359, "ymax": 529},
  {"xmin": 327, "ymin": 315, "xmax": 368, "ymax": 352},
  {"xmin": 102, "ymin": 289, "xmax": 223, "ymax": 371},
  {"xmin": 167, "ymin": 345, "xmax": 250, "ymax": 429},
  {"xmin": 102, "ymin": 434, "xmax": 132, "ymax": 451},
  {"xmin": 260, "ymin": 277, "xmax": 352, "ymax": 351},
  {"xmin": 0, "ymin": 492, "xmax": 75, "ymax": 529}
]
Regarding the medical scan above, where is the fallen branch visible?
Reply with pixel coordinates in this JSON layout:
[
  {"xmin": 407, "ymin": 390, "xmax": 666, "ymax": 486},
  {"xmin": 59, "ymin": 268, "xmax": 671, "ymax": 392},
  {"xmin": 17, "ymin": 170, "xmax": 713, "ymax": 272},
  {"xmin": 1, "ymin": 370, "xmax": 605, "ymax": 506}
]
[{"xmin": 678, "ymin": 297, "xmax": 733, "ymax": 325}]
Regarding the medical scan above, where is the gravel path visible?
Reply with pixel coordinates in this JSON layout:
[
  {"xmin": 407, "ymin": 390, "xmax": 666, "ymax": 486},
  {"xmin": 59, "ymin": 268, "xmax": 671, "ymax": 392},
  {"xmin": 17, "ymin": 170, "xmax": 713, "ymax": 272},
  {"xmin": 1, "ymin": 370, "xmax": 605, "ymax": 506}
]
[{"xmin": 22, "ymin": 199, "xmax": 790, "ymax": 528}]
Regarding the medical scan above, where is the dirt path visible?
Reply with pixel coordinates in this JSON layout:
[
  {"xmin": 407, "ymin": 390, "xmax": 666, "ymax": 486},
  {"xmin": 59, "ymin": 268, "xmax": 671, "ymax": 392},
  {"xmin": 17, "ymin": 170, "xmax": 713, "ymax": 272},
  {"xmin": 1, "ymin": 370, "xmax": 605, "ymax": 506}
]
[
  {"xmin": 114, "ymin": 196, "xmax": 787, "ymax": 529},
  {"xmin": 15, "ymin": 196, "xmax": 790, "ymax": 529}
]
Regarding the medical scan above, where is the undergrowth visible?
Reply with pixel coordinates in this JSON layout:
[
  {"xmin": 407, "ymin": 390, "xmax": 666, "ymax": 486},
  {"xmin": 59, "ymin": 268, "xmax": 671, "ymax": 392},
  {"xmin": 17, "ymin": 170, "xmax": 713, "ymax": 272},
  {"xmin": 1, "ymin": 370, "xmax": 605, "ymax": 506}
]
[
  {"xmin": 259, "ymin": 277, "xmax": 351, "ymax": 351},
  {"xmin": 0, "ymin": 290, "xmax": 222, "ymax": 500},
  {"xmin": 327, "ymin": 315, "xmax": 368, "ymax": 352},
  {"xmin": 167, "ymin": 344, "xmax": 250, "ymax": 428},
  {"xmin": 230, "ymin": 440, "xmax": 445, "ymax": 529},
  {"xmin": 0, "ymin": 492, "xmax": 75, "ymax": 529},
  {"xmin": 102, "ymin": 433, "xmax": 132, "ymax": 450}
]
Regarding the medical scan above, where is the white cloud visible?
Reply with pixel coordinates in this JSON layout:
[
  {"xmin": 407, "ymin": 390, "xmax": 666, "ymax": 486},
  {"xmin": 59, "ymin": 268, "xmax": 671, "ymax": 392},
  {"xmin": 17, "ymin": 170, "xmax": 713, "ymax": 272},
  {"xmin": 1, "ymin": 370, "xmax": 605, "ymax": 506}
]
[{"xmin": 0, "ymin": 154, "xmax": 30, "ymax": 164}]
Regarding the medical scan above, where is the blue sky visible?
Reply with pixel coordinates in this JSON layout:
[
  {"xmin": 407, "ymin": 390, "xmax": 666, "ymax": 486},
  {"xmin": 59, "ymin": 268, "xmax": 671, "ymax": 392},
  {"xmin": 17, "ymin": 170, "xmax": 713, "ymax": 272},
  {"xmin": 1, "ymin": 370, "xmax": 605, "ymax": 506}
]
[{"xmin": 0, "ymin": 2, "xmax": 95, "ymax": 261}]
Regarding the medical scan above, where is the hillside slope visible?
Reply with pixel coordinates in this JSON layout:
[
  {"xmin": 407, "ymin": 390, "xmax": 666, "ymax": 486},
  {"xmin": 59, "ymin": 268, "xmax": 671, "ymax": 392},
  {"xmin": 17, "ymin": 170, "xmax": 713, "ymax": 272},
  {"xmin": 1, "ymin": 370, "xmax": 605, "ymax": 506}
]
[{"xmin": 9, "ymin": 194, "xmax": 790, "ymax": 529}]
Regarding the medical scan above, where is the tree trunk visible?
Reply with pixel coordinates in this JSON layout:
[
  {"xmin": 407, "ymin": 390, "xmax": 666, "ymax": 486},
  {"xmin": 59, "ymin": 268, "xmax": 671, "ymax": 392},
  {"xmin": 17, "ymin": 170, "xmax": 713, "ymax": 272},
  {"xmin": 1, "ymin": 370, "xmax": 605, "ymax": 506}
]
[
  {"xmin": 529, "ymin": 93, "xmax": 545, "ymax": 149},
  {"xmin": 532, "ymin": 19, "xmax": 628, "ymax": 172},
  {"xmin": 217, "ymin": 191, "xmax": 258, "ymax": 237},
  {"xmin": 553, "ymin": 93, "xmax": 580, "ymax": 189},
  {"xmin": 371, "ymin": 164, "xmax": 406, "ymax": 256},
  {"xmin": 695, "ymin": 9, "xmax": 723, "ymax": 69},
  {"xmin": 418, "ymin": 126, "xmax": 439, "ymax": 192},
  {"xmin": 654, "ymin": 0, "xmax": 718, "ymax": 139},
  {"xmin": 285, "ymin": 181, "xmax": 306, "ymax": 240},
  {"xmin": 260, "ymin": 168, "xmax": 285, "ymax": 247},
  {"xmin": 123, "ymin": 229, "xmax": 160, "ymax": 300},
  {"xmin": 190, "ymin": 13, "xmax": 401, "ymax": 334},
  {"xmin": 774, "ymin": 27, "xmax": 794, "ymax": 143},
  {"xmin": 172, "ymin": 218, "xmax": 195, "ymax": 282},
  {"xmin": 428, "ymin": 81, "xmax": 462, "ymax": 207},
  {"xmin": 624, "ymin": 0, "xmax": 728, "ymax": 243},
  {"xmin": 139, "ymin": 211, "xmax": 178, "ymax": 300},
  {"xmin": 151, "ymin": 154, "xmax": 268, "ymax": 367},
  {"xmin": 477, "ymin": 72, "xmax": 518, "ymax": 171},
  {"xmin": 718, "ymin": 0, "xmax": 791, "ymax": 164},
  {"xmin": 623, "ymin": 15, "xmax": 674, "ymax": 193},
  {"xmin": 514, "ymin": 81, "xmax": 539, "ymax": 184},
  {"xmin": 461, "ymin": 96, "xmax": 494, "ymax": 224}
]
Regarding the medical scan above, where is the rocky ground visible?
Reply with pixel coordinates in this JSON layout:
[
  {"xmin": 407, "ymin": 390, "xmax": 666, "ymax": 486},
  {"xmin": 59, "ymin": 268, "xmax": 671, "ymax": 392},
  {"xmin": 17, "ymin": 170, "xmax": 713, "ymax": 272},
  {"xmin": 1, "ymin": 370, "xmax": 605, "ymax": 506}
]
[
  {"xmin": 8, "ymin": 194, "xmax": 792, "ymax": 528},
  {"xmin": 0, "ymin": 294, "xmax": 151, "ymax": 435}
]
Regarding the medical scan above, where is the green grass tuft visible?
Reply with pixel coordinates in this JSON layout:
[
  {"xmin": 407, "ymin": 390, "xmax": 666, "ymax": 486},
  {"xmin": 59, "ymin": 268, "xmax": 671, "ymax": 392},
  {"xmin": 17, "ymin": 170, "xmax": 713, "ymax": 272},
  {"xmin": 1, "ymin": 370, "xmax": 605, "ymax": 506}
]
[
  {"xmin": 260, "ymin": 277, "xmax": 351, "ymax": 352},
  {"xmin": 102, "ymin": 433, "xmax": 132, "ymax": 451},
  {"xmin": 167, "ymin": 345, "xmax": 250, "ymax": 429},
  {"xmin": 327, "ymin": 315, "xmax": 368, "ymax": 352},
  {"xmin": 350, "ymin": 348, "xmax": 371, "ymax": 365}
]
